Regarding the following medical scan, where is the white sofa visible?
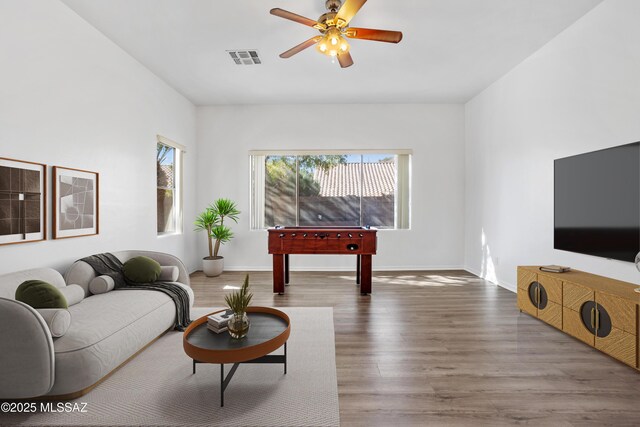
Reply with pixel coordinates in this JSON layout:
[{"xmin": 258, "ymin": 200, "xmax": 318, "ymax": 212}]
[{"xmin": 0, "ymin": 250, "xmax": 193, "ymax": 399}]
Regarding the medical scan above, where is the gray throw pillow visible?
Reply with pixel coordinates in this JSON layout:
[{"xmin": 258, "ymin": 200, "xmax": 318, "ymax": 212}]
[
  {"xmin": 158, "ymin": 266, "xmax": 179, "ymax": 282},
  {"xmin": 36, "ymin": 308, "xmax": 71, "ymax": 338},
  {"xmin": 89, "ymin": 275, "xmax": 115, "ymax": 295},
  {"xmin": 59, "ymin": 284, "xmax": 85, "ymax": 306}
]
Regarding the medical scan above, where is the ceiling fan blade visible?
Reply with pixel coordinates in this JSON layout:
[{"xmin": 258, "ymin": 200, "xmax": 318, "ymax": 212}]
[
  {"xmin": 279, "ymin": 36, "xmax": 322, "ymax": 58},
  {"xmin": 270, "ymin": 8, "xmax": 322, "ymax": 28},
  {"xmin": 338, "ymin": 52, "xmax": 354, "ymax": 68},
  {"xmin": 344, "ymin": 27, "xmax": 403, "ymax": 43},
  {"xmin": 335, "ymin": 0, "xmax": 367, "ymax": 27}
]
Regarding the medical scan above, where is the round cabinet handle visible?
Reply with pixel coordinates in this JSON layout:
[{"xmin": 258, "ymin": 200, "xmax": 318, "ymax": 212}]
[
  {"xmin": 291, "ymin": 233, "xmax": 297, "ymax": 237},
  {"xmin": 314, "ymin": 233, "xmax": 319, "ymax": 237},
  {"xmin": 348, "ymin": 233, "xmax": 353, "ymax": 238},
  {"xmin": 303, "ymin": 233, "xmax": 308, "ymax": 237},
  {"xmin": 279, "ymin": 233, "xmax": 285, "ymax": 238},
  {"xmin": 337, "ymin": 233, "xmax": 341, "ymax": 238},
  {"xmin": 359, "ymin": 233, "xmax": 363, "ymax": 237}
]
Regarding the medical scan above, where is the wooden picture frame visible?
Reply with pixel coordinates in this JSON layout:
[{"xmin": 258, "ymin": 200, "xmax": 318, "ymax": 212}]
[
  {"xmin": 0, "ymin": 157, "xmax": 47, "ymax": 246},
  {"xmin": 52, "ymin": 166, "xmax": 99, "ymax": 239}
]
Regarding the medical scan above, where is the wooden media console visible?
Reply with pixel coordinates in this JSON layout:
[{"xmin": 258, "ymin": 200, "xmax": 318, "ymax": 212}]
[{"xmin": 518, "ymin": 266, "xmax": 640, "ymax": 369}]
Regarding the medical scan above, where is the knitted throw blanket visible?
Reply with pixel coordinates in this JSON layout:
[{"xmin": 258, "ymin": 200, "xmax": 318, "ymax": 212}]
[{"xmin": 80, "ymin": 253, "xmax": 191, "ymax": 331}]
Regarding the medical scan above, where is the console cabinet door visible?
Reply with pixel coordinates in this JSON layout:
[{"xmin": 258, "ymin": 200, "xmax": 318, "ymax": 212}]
[
  {"xmin": 563, "ymin": 307, "xmax": 595, "ymax": 346},
  {"xmin": 563, "ymin": 281, "xmax": 593, "ymax": 312},
  {"xmin": 596, "ymin": 328, "xmax": 636, "ymax": 367},
  {"xmin": 536, "ymin": 274, "xmax": 562, "ymax": 329},
  {"xmin": 538, "ymin": 300, "xmax": 562, "ymax": 330},
  {"xmin": 594, "ymin": 292, "xmax": 637, "ymax": 367},
  {"xmin": 596, "ymin": 291, "xmax": 637, "ymax": 335},
  {"xmin": 537, "ymin": 274, "xmax": 562, "ymax": 304},
  {"xmin": 517, "ymin": 268, "xmax": 537, "ymax": 290},
  {"xmin": 517, "ymin": 269, "xmax": 538, "ymax": 316},
  {"xmin": 517, "ymin": 286, "xmax": 537, "ymax": 317}
]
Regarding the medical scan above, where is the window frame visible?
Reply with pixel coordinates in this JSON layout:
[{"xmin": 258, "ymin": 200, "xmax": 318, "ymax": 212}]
[
  {"xmin": 156, "ymin": 135, "xmax": 185, "ymax": 236},
  {"xmin": 249, "ymin": 149, "xmax": 412, "ymax": 231}
]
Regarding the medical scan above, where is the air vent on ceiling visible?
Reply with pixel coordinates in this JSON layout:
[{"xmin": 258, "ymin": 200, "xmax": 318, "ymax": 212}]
[{"xmin": 227, "ymin": 50, "xmax": 261, "ymax": 65}]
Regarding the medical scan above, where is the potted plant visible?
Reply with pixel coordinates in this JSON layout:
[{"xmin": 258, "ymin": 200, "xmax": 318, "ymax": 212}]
[
  {"xmin": 225, "ymin": 274, "xmax": 253, "ymax": 339},
  {"xmin": 194, "ymin": 198, "xmax": 240, "ymax": 277}
]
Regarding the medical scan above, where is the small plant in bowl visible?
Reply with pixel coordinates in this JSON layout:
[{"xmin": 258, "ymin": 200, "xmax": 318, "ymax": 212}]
[{"xmin": 225, "ymin": 274, "xmax": 253, "ymax": 339}]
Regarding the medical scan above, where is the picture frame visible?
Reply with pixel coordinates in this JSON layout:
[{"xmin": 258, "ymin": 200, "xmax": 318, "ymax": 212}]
[
  {"xmin": 52, "ymin": 166, "xmax": 99, "ymax": 239},
  {"xmin": 0, "ymin": 157, "xmax": 47, "ymax": 246}
]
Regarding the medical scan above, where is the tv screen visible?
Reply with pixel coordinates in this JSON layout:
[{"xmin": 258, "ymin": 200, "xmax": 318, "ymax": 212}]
[{"xmin": 554, "ymin": 142, "xmax": 640, "ymax": 262}]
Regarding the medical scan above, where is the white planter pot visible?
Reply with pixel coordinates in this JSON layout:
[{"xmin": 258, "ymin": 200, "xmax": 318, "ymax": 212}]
[{"xmin": 203, "ymin": 257, "xmax": 224, "ymax": 277}]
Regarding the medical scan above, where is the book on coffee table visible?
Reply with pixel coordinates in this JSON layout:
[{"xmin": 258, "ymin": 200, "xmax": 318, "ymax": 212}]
[
  {"xmin": 207, "ymin": 309, "xmax": 233, "ymax": 327},
  {"xmin": 207, "ymin": 323, "xmax": 228, "ymax": 334}
]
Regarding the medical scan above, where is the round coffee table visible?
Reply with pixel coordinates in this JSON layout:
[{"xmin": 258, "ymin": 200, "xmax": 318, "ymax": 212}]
[{"xmin": 183, "ymin": 306, "xmax": 291, "ymax": 406}]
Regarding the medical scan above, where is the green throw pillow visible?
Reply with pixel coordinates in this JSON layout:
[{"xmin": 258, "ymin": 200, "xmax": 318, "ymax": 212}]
[
  {"xmin": 123, "ymin": 256, "xmax": 162, "ymax": 283},
  {"xmin": 15, "ymin": 280, "xmax": 68, "ymax": 309}
]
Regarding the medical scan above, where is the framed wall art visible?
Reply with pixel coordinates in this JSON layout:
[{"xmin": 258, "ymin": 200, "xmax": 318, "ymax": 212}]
[
  {"xmin": 0, "ymin": 157, "xmax": 47, "ymax": 245},
  {"xmin": 53, "ymin": 166, "xmax": 99, "ymax": 239}
]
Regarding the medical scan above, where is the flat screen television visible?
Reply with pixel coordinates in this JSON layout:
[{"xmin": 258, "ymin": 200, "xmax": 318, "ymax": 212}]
[{"xmin": 554, "ymin": 142, "xmax": 640, "ymax": 262}]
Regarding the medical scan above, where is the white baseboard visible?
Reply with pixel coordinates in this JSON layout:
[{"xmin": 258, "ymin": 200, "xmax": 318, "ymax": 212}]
[{"xmin": 464, "ymin": 267, "xmax": 516, "ymax": 293}]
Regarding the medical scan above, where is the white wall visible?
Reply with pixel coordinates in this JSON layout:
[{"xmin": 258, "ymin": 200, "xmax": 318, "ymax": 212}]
[
  {"xmin": 0, "ymin": 0, "xmax": 199, "ymax": 275},
  {"xmin": 465, "ymin": 0, "xmax": 640, "ymax": 290},
  {"xmin": 196, "ymin": 104, "xmax": 465, "ymax": 271}
]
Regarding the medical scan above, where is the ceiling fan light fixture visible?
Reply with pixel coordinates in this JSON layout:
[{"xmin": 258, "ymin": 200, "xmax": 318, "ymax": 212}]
[
  {"xmin": 316, "ymin": 27, "xmax": 349, "ymax": 57},
  {"xmin": 272, "ymin": 0, "xmax": 402, "ymax": 68}
]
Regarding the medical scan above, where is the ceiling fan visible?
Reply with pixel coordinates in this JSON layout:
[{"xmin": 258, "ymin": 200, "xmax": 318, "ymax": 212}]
[{"xmin": 270, "ymin": 0, "xmax": 403, "ymax": 68}]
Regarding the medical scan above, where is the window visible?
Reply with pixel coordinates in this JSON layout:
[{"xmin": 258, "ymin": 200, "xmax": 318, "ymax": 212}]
[
  {"xmin": 250, "ymin": 150, "xmax": 411, "ymax": 230},
  {"xmin": 157, "ymin": 136, "xmax": 184, "ymax": 235}
]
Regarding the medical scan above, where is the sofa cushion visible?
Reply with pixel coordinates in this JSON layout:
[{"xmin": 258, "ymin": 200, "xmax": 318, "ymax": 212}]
[
  {"xmin": 36, "ymin": 309, "xmax": 71, "ymax": 337},
  {"xmin": 59, "ymin": 285, "xmax": 84, "ymax": 306},
  {"xmin": 15, "ymin": 281, "xmax": 68, "ymax": 309},
  {"xmin": 158, "ymin": 266, "xmax": 179, "ymax": 282},
  {"xmin": 123, "ymin": 256, "xmax": 161, "ymax": 283},
  {"xmin": 53, "ymin": 283, "xmax": 193, "ymax": 353},
  {"xmin": 0, "ymin": 268, "xmax": 66, "ymax": 300},
  {"xmin": 89, "ymin": 275, "xmax": 115, "ymax": 295}
]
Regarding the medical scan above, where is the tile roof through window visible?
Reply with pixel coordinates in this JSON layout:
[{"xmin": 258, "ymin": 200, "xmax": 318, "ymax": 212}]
[{"xmin": 313, "ymin": 162, "xmax": 396, "ymax": 197}]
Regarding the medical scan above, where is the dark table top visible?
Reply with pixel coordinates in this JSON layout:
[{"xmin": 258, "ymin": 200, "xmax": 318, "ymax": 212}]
[{"xmin": 186, "ymin": 312, "xmax": 289, "ymax": 351}]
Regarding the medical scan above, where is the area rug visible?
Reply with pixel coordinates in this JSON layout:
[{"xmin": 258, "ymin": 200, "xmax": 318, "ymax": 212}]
[{"xmin": 2, "ymin": 307, "xmax": 339, "ymax": 427}]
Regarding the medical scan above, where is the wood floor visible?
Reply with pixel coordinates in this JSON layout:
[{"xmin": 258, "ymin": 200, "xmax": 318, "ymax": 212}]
[{"xmin": 190, "ymin": 270, "xmax": 640, "ymax": 426}]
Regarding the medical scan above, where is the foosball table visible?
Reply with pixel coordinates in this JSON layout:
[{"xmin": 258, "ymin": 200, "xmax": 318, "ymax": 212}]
[{"xmin": 267, "ymin": 226, "xmax": 377, "ymax": 295}]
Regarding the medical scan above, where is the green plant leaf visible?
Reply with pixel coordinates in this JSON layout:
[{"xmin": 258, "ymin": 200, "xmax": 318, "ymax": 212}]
[
  {"xmin": 194, "ymin": 209, "xmax": 219, "ymax": 232},
  {"xmin": 210, "ymin": 198, "xmax": 240, "ymax": 224},
  {"xmin": 210, "ymin": 225, "xmax": 233, "ymax": 243},
  {"xmin": 224, "ymin": 274, "xmax": 252, "ymax": 313}
]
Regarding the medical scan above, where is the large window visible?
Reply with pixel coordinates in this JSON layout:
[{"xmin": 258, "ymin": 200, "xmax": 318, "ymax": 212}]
[
  {"xmin": 250, "ymin": 150, "xmax": 411, "ymax": 230},
  {"xmin": 157, "ymin": 136, "xmax": 183, "ymax": 235}
]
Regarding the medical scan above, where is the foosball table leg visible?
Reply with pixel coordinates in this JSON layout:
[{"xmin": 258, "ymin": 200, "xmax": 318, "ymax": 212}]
[
  {"xmin": 285, "ymin": 254, "xmax": 290, "ymax": 286},
  {"xmin": 273, "ymin": 254, "xmax": 286, "ymax": 295}
]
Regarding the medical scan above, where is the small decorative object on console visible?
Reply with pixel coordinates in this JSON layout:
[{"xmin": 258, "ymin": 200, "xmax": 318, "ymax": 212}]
[
  {"xmin": 224, "ymin": 275, "xmax": 253, "ymax": 339},
  {"xmin": 539, "ymin": 265, "xmax": 571, "ymax": 273}
]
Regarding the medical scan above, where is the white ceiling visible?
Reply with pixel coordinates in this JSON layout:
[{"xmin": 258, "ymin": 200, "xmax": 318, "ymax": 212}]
[{"xmin": 61, "ymin": 0, "xmax": 603, "ymax": 105}]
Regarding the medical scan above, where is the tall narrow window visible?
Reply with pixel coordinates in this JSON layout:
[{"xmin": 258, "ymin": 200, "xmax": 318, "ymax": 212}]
[
  {"xmin": 250, "ymin": 150, "xmax": 411, "ymax": 230},
  {"xmin": 157, "ymin": 136, "xmax": 183, "ymax": 235}
]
